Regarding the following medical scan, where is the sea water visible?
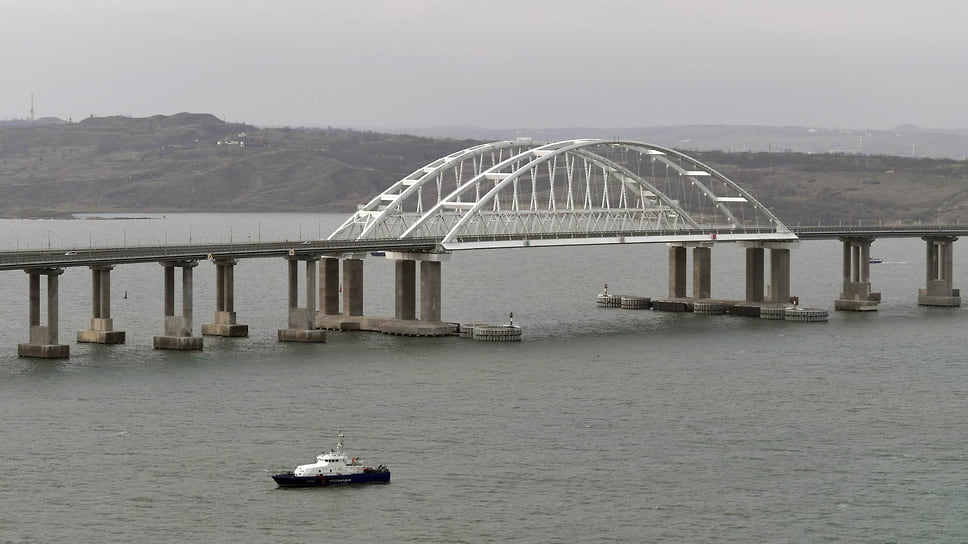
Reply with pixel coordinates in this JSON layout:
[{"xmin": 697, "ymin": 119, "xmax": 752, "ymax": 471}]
[{"xmin": 0, "ymin": 214, "xmax": 965, "ymax": 543}]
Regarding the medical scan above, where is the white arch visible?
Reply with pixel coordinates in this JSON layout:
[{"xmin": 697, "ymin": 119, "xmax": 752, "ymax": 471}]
[
  {"xmin": 327, "ymin": 139, "xmax": 540, "ymax": 241},
  {"xmin": 329, "ymin": 139, "xmax": 793, "ymax": 249}
]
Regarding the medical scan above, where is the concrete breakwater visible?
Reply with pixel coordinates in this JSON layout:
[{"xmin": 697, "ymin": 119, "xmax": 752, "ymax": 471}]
[
  {"xmin": 459, "ymin": 323, "xmax": 522, "ymax": 342},
  {"xmin": 595, "ymin": 294, "xmax": 652, "ymax": 309},
  {"xmin": 599, "ymin": 294, "xmax": 828, "ymax": 322}
]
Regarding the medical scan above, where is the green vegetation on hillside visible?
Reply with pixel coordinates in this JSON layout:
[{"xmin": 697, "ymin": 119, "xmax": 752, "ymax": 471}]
[{"xmin": 2, "ymin": 113, "xmax": 968, "ymax": 225}]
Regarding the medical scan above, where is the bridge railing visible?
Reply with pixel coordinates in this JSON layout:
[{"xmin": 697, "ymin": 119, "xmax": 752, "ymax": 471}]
[
  {"xmin": 0, "ymin": 238, "xmax": 442, "ymax": 271},
  {"xmin": 792, "ymin": 225, "xmax": 968, "ymax": 239},
  {"xmin": 453, "ymin": 226, "xmax": 787, "ymax": 243}
]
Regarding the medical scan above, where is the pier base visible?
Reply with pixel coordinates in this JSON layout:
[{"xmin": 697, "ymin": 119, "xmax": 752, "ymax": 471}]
[
  {"xmin": 154, "ymin": 261, "xmax": 203, "ymax": 351},
  {"xmin": 17, "ymin": 342, "xmax": 70, "ymax": 358},
  {"xmin": 78, "ymin": 317, "xmax": 126, "ymax": 344},
  {"xmin": 279, "ymin": 258, "xmax": 326, "ymax": 343},
  {"xmin": 279, "ymin": 305, "xmax": 327, "ymax": 341},
  {"xmin": 202, "ymin": 311, "xmax": 249, "ymax": 337},
  {"xmin": 918, "ymin": 278, "xmax": 961, "ymax": 306},
  {"xmin": 153, "ymin": 335, "xmax": 204, "ymax": 350},
  {"xmin": 835, "ymin": 237, "xmax": 880, "ymax": 311},
  {"xmin": 277, "ymin": 328, "xmax": 328, "ymax": 342},
  {"xmin": 19, "ymin": 268, "xmax": 69, "ymax": 358},
  {"xmin": 77, "ymin": 266, "xmax": 126, "ymax": 344},
  {"xmin": 917, "ymin": 236, "xmax": 960, "ymax": 307},
  {"xmin": 316, "ymin": 314, "xmax": 456, "ymax": 336},
  {"xmin": 202, "ymin": 259, "xmax": 249, "ymax": 337},
  {"xmin": 834, "ymin": 297, "xmax": 881, "ymax": 311}
]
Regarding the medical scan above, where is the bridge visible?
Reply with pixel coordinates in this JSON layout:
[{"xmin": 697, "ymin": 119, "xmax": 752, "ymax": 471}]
[
  {"xmin": 3, "ymin": 139, "xmax": 964, "ymax": 358},
  {"xmin": 328, "ymin": 139, "xmax": 795, "ymax": 249}
]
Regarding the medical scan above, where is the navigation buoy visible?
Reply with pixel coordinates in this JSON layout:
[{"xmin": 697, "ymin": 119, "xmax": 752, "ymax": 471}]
[{"xmin": 124, "ymin": 290, "xmax": 128, "ymax": 299}]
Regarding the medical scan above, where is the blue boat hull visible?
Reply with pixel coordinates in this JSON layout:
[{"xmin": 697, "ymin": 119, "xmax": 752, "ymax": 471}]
[{"xmin": 272, "ymin": 471, "xmax": 390, "ymax": 487}]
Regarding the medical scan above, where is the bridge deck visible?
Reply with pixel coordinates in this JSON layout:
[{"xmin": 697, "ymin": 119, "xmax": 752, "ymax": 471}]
[
  {"xmin": 0, "ymin": 239, "xmax": 439, "ymax": 271},
  {"xmin": 792, "ymin": 225, "xmax": 968, "ymax": 240},
  {"xmin": 0, "ymin": 226, "xmax": 964, "ymax": 271}
]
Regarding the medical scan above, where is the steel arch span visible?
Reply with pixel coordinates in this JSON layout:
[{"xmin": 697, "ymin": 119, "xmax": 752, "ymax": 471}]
[{"xmin": 328, "ymin": 139, "xmax": 795, "ymax": 250}]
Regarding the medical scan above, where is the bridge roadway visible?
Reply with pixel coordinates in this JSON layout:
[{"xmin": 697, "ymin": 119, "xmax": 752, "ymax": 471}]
[
  {"xmin": 0, "ymin": 238, "xmax": 440, "ymax": 271},
  {"xmin": 2, "ymin": 226, "xmax": 966, "ymax": 271},
  {"xmin": 791, "ymin": 225, "xmax": 968, "ymax": 240}
]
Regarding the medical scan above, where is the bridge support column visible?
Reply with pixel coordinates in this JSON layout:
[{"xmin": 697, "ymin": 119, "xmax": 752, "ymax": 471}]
[
  {"xmin": 154, "ymin": 261, "xmax": 203, "ymax": 350},
  {"xmin": 835, "ymin": 237, "xmax": 880, "ymax": 311},
  {"xmin": 668, "ymin": 245, "xmax": 687, "ymax": 298},
  {"xmin": 420, "ymin": 260, "xmax": 442, "ymax": 322},
  {"xmin": 395, "ymin": 259, "xmax": 416, "ymax": 320},
  {"xmin": 18, "ymin": 268, "xmax": 69, "ymax": 358},
  {"xmin": 202, "ymin": 259, "xmax": 248, "ymax": 337},
  {"xmin": 78, "ymin": 265, "xmax": 125, "ymax": 344},
  {"xmin": 667, "ymin": 244, "xmax": 712, "ymax": 300},
  {"xmin": 745, "ymin": 247, "xmax": 765, "ymax": 302},
  {"xmin": 770, "ymin": 247, "xmax": 791, "ymax": 303},
  {"xmin": 342, "ymin": 257, "xmax": 364, "ymax": 319},
  {"xmin": 918, "ymin": 236, "xmax": 960, "ymax": 306},
  {"xmin": 279, "ymin": 256, "xmax": 326, "ymax": 342},
  {"xmin": 319, "ymin": 257, "xmax": 341, "ymax": 316},
  {"xmin": 692, "ymin": 245, "xmax": 712, "ymax": 300},
  {"xmin": 378, "ymin": 252, "xmax": 455, "ymax": 336},
  {"xmin": 737, "ymin": 241, "xmax": 796, "ymax": 305}
]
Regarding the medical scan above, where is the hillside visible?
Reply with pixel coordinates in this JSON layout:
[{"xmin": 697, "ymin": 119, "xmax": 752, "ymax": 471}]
[
  {"xmin": 2, "ymin": 113, "xmax": 968, "ymax": 225},
  {"xmin": 0, "ymin": 113, "xmax": 479, "ymax": 217},
  {"xmin": 694, "ymin": 150, "xmax": 968, "ymax": 225}
]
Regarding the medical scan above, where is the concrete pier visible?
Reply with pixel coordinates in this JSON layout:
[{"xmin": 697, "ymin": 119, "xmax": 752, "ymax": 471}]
[
  {"xmin": 770, "ymin": 246, "xmax": 791, "ymax": 303},
  {"xmin": 668, "ymin": 245, "xmax": 687, "ymax": 298},
  {"xmin": 835, "ymin": 237, "xmax": 881, "ymax": 311},
  {"xmin": 78, "ymin": 265, "xmax": 125, "ymax": 344},
  {"xmin": 918, "ymin": 235, "xmax": 961, "ymax": 306},
  {"xmin": 202, "ymin": 258, "xmax": 248, "ymax": 337},
  {"xmin": 420, "ymin": 260, "xmax": 442, "ymax": 321},
  {"xmin": 319, "ymin": 257, "xmax": 340, "ymax": 316},
  {"xmin": 315, "ymin": 253, "xmax": 455, "ymax": 336},
  {"xmin": 342, "ymin": 257, "xmax": 364, "ymax": 319},
  {"xmin": 374, "ymin": 252, "xmax": 455, "ymax": 336},
  {"xmin": 278, "ymin": 256, "xmax": 326, "ymax": 342},
  {"xmin": 667, "ymin": 244, "xmax": 712, "ymax": 300},
  {"xmin": 153, "ymin": 261, "xmax": 203, "ymax": 350},
  {"xmin": 745, "ymin": 247, "xmax": 765, "ymax": 302},
  {"xmin": 738, "ymin": 241, "xmax": 795, "ymax": 304},
  {"xmin": 395, "ymin": 259, "xmax": 416, "ymax": 320},
  {"xmin": 18, "ymin": 268, "xmax": 69, "ymax": 358},
  {"xmin": 692, "ymin": 245, "xmax": 712, "ymax": 300},
  {"xmin": 313, "ymin": 255, "xmax": 367, "ymax": 331}
]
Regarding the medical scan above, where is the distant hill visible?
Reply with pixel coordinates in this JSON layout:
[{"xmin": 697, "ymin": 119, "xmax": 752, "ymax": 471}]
[
  {"xmin": 397, "ymin": 124, "xmax": 968, "ymax": 160},
  {"xmin": 2, "ymin": 113, "xmax": 968, "ymax": 225},
  {"xmin": 0, "ymin": 116, "xmax": 68, "ymax": 127},
  {"xmin": 0, "ymin": 113, "xmax": 479, "ymax": 218}
]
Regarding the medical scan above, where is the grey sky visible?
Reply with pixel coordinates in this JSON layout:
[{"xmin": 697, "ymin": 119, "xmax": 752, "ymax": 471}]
[{"xmin": 3, "ymin": 0, "xmax": 967, "ymax": 130}]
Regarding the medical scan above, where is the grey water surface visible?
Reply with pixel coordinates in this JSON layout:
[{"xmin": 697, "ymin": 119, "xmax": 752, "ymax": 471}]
[{"xmin": 0, "ymin": 214, "xmax": 965, "ymax": 543}]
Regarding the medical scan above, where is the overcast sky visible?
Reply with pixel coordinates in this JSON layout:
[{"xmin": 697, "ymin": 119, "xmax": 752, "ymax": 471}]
[{"xmin": 3, "ymin": 0, "xmax": 967, "ymax": 130}]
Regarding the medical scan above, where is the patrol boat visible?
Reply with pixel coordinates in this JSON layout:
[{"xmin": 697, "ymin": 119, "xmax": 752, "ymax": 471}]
[{"xmin": 271, "ymin": 433, "xmax": 390, "ymax": 487}]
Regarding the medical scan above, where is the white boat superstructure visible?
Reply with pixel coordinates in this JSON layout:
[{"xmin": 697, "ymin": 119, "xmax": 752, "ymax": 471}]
[
  {"xmin": 292, "ymin": 433, "xmax": 366, "ymax": 477},
  {"xmin": 272, "ymin": 432, "xmax": 390, "ymax": 487}
]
